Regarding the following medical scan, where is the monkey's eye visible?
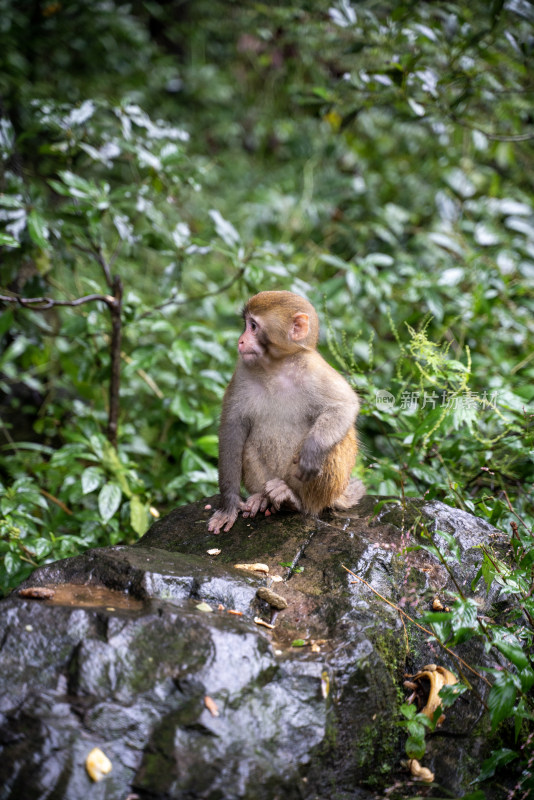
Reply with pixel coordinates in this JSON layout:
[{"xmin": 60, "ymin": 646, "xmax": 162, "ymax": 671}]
[{"xmin": 249, "ymin": 319, "xmax": 258, "ymax": 333}]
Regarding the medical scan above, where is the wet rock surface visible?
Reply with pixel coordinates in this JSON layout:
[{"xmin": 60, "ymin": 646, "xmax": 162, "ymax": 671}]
[{"xmin": 0, "ymin": 496, "xmax": 509, "ymax": 799}]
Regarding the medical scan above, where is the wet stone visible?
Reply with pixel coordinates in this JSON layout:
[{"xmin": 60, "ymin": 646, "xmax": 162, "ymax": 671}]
[{"xmin": 0, "ymin": 496, "xmax": 510, "ymax": 799}]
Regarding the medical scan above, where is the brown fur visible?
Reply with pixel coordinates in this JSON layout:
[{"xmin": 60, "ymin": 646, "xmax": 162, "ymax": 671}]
[{"xmin": 298, "ymin": 427, "xmax": 358, "ymax": 514}]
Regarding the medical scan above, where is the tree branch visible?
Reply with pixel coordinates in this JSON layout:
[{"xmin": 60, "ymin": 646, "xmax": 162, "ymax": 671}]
[
  {"xmin": 0, "ymin": 292, "xmax": 114, "ymax": 309},
  {"xmin": 1, "ymin": 285, "xmax": 123, "ymax": 448},
  {"xmin": 107, "ymin": 276, "xmax": 123, "ymax": 448}
]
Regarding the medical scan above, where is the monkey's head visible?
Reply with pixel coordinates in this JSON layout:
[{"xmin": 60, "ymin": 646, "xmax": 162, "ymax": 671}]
[{"xmin": 238, "ymin": 290, "xmax": 319, "ymax": 364}]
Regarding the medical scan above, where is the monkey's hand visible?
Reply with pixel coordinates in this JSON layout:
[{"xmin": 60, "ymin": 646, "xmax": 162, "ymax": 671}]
[
  {"xmin": 241, "ymin": 492, "xmax": 270, "ymax": 518},
  {"xmin": 208, "ymin": 505, "xmax": 239, "ymax": 534},
  {"xmin": 294, "ymin": 439, "xmax": 324, "ymax": 482},
  {"xmin": 264, "ymin": 479, "xmax": 302, "ymax": 511}
]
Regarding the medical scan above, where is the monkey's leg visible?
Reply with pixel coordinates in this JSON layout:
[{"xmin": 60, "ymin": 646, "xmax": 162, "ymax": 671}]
[
  {"xmin": 263, "ymin": 478, "xmax": 302, "ymax": 511},
  {"xmin": 241, "ymin": 493, "xmax": 270, "ymax": 518}
]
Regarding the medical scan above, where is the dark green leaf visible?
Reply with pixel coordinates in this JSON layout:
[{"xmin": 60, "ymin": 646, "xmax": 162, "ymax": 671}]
[
  {"xmin": 405, "ymin": 733, "xmax": 426, "ymax": 760},
  {"xmin": 518, "ymin": 666, "xmax": 534, "ymax": 692},
  {"xmin": 170, "ymin": 394, "xmax": 197, "ymax": 424},
  {"xmin": 487, "ymin": 674, "xmax": 517, "ymax": 730},
  {"xmin": 492, "ymin": 638, "xmax": 529, "ymax": 671},
  {"xmin": 475, "ymin": 748, "xmax": 518, "ymax": 783},
  {"xmin": 27, "ymin": 210, "xmax": 50, "ymax": 249}
]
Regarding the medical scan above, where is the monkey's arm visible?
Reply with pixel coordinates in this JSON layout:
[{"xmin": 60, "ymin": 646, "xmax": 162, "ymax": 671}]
[
  {"xmin": 297, "ymin": 374, "xmax": 359, "ymax": 481},
  {"xmin": 208, "ymin": 386, "xmax": 249, "ymax": 534}
]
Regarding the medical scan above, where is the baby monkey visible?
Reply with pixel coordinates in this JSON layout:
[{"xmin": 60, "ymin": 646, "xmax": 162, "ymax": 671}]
[{"xmin": 208, "ymin": 290, "xmax": 364, "ymax": 534}]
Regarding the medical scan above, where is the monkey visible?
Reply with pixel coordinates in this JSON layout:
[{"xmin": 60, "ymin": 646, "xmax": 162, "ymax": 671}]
[{"xmin": 207, "ymin": 290, "xmax": 364, "ymax": 534}]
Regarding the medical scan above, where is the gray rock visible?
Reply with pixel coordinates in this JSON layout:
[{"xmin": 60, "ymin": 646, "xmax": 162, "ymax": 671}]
[{"xmin": 0, "ymin": 496, "xmax": 510, "ymax": 799}]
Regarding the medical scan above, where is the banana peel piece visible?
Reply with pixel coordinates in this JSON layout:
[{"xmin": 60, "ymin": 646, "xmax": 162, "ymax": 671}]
[
  {"xmin": 85, "ymin": 748, "xmax": 112, "ymax": 781},
  {"xmin": 407, "ymin": 758, "xmax": 434, "ymax": 783},
  {"xmin": 414, "ymin": 664, "xmax": 458, "ymax": 723}
]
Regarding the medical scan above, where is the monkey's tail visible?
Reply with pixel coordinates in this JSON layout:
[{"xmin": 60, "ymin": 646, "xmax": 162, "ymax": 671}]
[{"xmin": 332, "ymin": 477, "xmax": 366, "ymax": 510}]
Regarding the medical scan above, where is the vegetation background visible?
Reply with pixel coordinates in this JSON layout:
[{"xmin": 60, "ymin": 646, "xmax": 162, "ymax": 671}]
[{"xmin": 0, "ymin": 0, "xmax": 533, "ymax": 793}]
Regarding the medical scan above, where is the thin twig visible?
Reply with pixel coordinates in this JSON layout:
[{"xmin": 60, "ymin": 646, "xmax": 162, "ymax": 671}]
[
  {"xmin": 341, "ymin": 564, "xmax": 491, "ymax": 687},
  {"xmin": 503, "ymin": 491, "xmax": 532, "ymax": 535},
  {"xmin": 40, "ymin": 489, "xmax": 73, "ymax": 516},
  {"xmin": 136, "ymin": 264, "xmax": 249, "ymax": 321}
]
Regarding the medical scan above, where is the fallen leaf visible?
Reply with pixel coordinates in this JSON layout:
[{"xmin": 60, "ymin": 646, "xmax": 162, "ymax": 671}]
[
  {"xmin": 18, "ymin": 587, "xmax": 55, "ymax": 600},
  {"xmin": 204, "ymin": 695, "xmax": 220, "ymax": 717}
]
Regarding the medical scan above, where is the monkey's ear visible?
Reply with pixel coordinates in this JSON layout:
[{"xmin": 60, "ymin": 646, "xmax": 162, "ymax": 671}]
[{"xmin": 290, "ymin": 313, "xmax": 310, "ymax": 341}]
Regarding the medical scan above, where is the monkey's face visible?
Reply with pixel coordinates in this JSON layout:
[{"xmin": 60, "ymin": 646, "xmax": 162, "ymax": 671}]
[
  {"xmin": 238, "ymin": 315, "xmax": 266, "ymax": 363},
  {"xmin": 238, "ymin": 307, "xmax": 313, "ymax": 366}
]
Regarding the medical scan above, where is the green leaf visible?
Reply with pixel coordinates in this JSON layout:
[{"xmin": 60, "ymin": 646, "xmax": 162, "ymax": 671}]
[
  {"xmin": 0, "ymin": 309, "xmax": 13, "ymax": 336},
  {"xmin": 81, "ymin": 467, "xmax": 104, "ymax": 495},
  {"xmin": 208, "ymin": 209, "xmax": 240, "ymax": 246},
  {"xmin": 400, "ymin": 703, "xmax": 417, "ymax": 720},
  {"xmin": 169, "ymin": 340, "xmax": 194, "ymax": 374},
  {"xmin": 1, "ymin": 497, "xmax": 16, "ymax": 516},
  {"xmin": 475, "ymin": 747, "xmax": 518, "ymax": 783},
  {"xmin": 58, "ymin": 170, "xmax": 96, "ymax": 198},
  {"xmin": 518, "ymin": 666, "xmax": 534, "ymax": 692},
  {"xmin": 435, "ymin": 529, "xmax": 462, "ymax": 562},
  {"xmin": 0, "ymin": 194, "xmax": 24, "ymax": 208},
  {"xmin": 311, "ymin": 86, "xmax": 333, "ymax": 100},
  {"xmin": 0, "ymin": 233, "xmax": 20, "ymax": 247},
  {"xmin": 291, "ymin": 639, "xmax": 307, "ymax": 647},
  {"xmin": 98, "ymin": 483, "xmax": 122, "ymax": 524},
  {"xmin": 48, "ymin": 179, "xmax": 75, "ymax": 197},
  {"xmin": 439, "ymin": 682, "xmax": 466, "ymax": 709},
  {"xmin": 130, "ymin": 495, "xmax": 149, "ymax": 536},
  {"xmin": 27, "ymin": 210, "xmax": 50, "ymax": 248},
  {"xmin": 89, "ymin": 434, "xmax": 106, "ymax": 461},
  {"xmin": 195, "ymin": 435, "xmax": 218, "ymax": 458},
  {"xmin": 492, "ymin": 638, "xmax": 529, "ymax": 671},
  {"xmin": 449, "ymin": 598, "xmax": 478, "ymax": 644},
  {"xmin": 406, "ymin": 719, "xmax": 427, "ymax": 737},
  {"xmin": 405, "ymin": 733, "xmax": 426, "ymax": 760},
  {"xmin": 4, "ymin": 552, "xmax": 19, "ymax": 576},
  {"xmin": 30, "ymin": 538, "xmax": 53, "ymax": 558},
  {"xmin": 480, "ymin": 553, "xmax": 498, "ymax": 591},
  {"xmin": 170, "ymin": 394, "xmax": 197, "ymax": 423},
  {"xmin": 487, "ymin": 673, "xmax": 517, "ymax": 730}
]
